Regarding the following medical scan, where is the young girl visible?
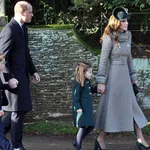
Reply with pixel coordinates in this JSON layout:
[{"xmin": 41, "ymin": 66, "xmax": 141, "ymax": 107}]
[{"xmin": 72, "ymin": 62, "xmax": 97, "ymax": 150}]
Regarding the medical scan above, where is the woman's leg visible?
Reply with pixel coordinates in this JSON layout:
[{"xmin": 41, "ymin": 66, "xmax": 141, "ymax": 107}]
[
  {"xmin": 97, "ymin": 130, "xmax": 107, "ymax": 149},
  {"xmin": 135, "ymin": 122, "xmax": 149, "ymax": 146}
]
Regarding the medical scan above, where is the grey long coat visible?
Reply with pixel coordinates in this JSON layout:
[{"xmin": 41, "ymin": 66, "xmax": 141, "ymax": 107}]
[{"xmin": 95, "ymin": 31, "xmax": 147, "ymax": 132}]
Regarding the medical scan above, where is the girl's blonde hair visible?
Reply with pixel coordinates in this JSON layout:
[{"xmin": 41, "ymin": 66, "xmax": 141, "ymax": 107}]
[
  {"xmin": 75, "ymin": 62, "xmax": 92, "ymax": 87},
  {"xmin": 100, "ymin": 15, "xmax": 121, "ymax": 43}
]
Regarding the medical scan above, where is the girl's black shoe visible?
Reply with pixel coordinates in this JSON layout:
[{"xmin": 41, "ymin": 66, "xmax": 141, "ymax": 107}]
[
  {"xmin": 72, "ymin": 141, "xmax": 76, "ymax": 147},
  {"xmin": 72, "ymin": 141, "xmax": 82, "ymax": 150},
  {"xmin": 136, "ymin": 141, "xmax": 150, "ymax": 150}
]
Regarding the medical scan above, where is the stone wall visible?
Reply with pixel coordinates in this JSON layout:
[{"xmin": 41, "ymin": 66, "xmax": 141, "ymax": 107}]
[
  {"xmin": 27, "ymin": 28, "xmax": 150, "ymax": 122},
  {"xmin": 28, "ymin": 28, "xmax": 98, "ymax": 121}
]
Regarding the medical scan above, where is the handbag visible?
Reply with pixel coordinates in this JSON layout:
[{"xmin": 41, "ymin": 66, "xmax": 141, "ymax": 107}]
[{"xmin": 132, "ymin": 83, "xmax": 139, "ymax": 96}]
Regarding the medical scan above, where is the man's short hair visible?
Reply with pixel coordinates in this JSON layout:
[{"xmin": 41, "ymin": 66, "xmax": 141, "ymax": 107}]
[{"xmin": 14, "ymin": 1, "xmax": 30, "ymax": 13}]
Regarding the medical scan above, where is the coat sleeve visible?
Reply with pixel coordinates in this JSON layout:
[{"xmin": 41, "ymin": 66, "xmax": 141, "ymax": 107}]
[
  {"xmin": 91, "ymin": 86, "xmax": 97, "ymax": 94},
  {"xmin": 2, "ymin": 84, "xmax": 10, "ymax": 90},
  {"xmin": 127, "ymin": 53, "xmax": 137, "ymax": 82},
  {"xmin": 96, "ymin": 35, "xmax": 112, "ymax": 84},
  {"xmin": 0, "ymin": 81, "xmax": 9, "ymax": 90},
  {"xmin": 72, "ymin": 81, "xmax": 82, "ymax": 111},
  {"xmin": 0, "ymin": 27, "xmax": 14, "ymax": 79},
  {"xmin": 127, "ymin": 32, "xmax": 137, "ymax": 82},
  {"xmin": 28, "ymin": 51, "xmax": 37, "ymax": 76},
  {"xmin": 25, "ymin": 26, "xmax": 37, "ymax": 76}
]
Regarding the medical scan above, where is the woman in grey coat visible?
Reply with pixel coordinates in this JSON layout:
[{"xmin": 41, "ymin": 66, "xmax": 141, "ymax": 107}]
[{"xmin": 94, "ymin": 6, "xmax": 150, "ymax": 150}]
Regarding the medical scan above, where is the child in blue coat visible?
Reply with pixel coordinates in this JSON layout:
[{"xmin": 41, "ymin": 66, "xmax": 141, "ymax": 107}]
[
  {"xmin": 72, "ymin": 62, "xmax": 97, "ymax": 150},
  {"xmin": 0, "ymin": 54, "xmax": 18, "ymax": 150}
]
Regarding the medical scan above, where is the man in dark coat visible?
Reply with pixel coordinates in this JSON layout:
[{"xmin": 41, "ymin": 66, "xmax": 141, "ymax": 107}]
[{"xmin": 0, "ymin": 1, "xmax": 40, "ymax": 150}]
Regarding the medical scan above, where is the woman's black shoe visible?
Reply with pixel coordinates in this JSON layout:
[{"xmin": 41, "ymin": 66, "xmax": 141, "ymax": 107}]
[
  {"xmin": 136, "ymin": 141, "xmax": 150, "ymax": 150},
  {"xmin": 94, "ymin": 140, "xmax": 101, "ymax": 150},
  {"xmin": 94, "ymin": 140, "xmax": 106, "ymax": 150}
]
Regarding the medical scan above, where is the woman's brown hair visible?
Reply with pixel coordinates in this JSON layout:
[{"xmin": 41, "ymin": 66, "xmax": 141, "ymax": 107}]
[
  {"xmin": 75, "ymin": 62, "xmax": 92, "ymax": 87},
  {"xmin": 100, "ymin": 15, "xmax": 121, "ymax": 43}
]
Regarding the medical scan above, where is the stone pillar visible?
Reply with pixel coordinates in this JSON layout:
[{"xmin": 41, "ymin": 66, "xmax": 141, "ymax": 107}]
[{"xmin": 0, "ymin": 0, "xmax": 7, "ymax": 26}]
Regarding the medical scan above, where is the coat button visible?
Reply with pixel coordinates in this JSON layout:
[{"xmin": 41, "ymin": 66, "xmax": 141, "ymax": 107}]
[
  {"xmin": 89, "ymin": 93, "xmax": 92, "ymax": 95},
  {"xmin": 89, "ymin": 87, "xmax": 91, "ymax": 89}
]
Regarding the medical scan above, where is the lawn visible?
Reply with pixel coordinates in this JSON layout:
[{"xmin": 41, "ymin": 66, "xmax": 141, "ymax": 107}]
[{"xmin": 24, "ymin": 120, "xmax": 150, "ymax": 136}]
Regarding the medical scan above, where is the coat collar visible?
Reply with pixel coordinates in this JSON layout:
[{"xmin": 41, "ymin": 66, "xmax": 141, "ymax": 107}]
[
  {"xmin": 111, "ymin": 30, "xmax": 130, "ymax": 42},
  {"xmin": 10, "ymin": 18, "xmax": 25, "ymax": 40}
]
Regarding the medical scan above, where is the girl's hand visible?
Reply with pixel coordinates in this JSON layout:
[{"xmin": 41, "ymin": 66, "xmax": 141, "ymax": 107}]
[
  {"xmin": 97, "ymin": 84, "xmax": 105, "ymax": 93},
  {"xmin": 0, "ymin": 110, "xmax": 4, "ymax": 116},
  {"xmin": 77, "ymin": 109, "xmax": 83, "ymax": 113}
]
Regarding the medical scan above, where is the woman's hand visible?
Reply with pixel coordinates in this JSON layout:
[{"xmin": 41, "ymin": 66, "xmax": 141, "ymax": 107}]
[
  {"xmin": 97, "ymin": 83, "xmax": 105, "ymax": 94},
  {"xmin": 77, "ymin": 109, "xmax": 83, "ymax": 113},
  {"xmin": 132, "ymin": 80, "xmax": 138, "ymax": 85}
]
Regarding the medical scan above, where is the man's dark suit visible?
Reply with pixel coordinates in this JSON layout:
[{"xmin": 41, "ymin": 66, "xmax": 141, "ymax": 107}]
[{"xmin": 0, "ymin": 18, "xmax": 37, "ymax": 149}]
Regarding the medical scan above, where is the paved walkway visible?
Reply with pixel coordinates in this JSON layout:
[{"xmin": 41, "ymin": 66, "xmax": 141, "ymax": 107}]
[{"xmin": 6, "ymin": 134, "xmax": 150, "ymax": 150}]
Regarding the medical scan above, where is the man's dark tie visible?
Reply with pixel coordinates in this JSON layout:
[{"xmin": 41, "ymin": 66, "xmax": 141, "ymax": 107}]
[{"xmin": 21, "ymin": 24, "xmax": 25, "ymax": 35}]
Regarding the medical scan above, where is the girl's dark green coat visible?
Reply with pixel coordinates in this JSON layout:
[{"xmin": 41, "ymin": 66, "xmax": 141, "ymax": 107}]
[{"xmin": 72, "ymin": 79, "xmax": 97, "ymax": 127}]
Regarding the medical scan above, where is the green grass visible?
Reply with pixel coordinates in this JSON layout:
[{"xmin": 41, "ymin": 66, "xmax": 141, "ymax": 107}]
[
  {"xmin": 0, "ymin": 24, "xmax": 74, "ymax": 31},
  {"xmin": 28, "ymin": 24, "xmax": 74, "ymax": 29},
  {"xmin": 143, "ymin": 122, "xmax": 150, "ymax": 135},
  {"xmin": 24, "ymin": 120, "xmax": 150, "ymax": 136},
  {"xmin": 24, "ymin": 120, "xmax": 77, "ymax": 136}
]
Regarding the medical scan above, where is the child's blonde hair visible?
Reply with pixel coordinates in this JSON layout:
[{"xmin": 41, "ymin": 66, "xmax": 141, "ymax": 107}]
[
  {"xmin": 75, "ymin": 62, "xmax": 92, "ymax": 87},
  {"xmin": 0, "ymin": 53, "xmax": 5, "ymax": 62}
]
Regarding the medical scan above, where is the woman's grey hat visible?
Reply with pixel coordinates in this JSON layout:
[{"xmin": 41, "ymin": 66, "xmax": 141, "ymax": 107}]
[{"xmin": 112, "ymin": 6, "xmax": 128, "ymax": 21}]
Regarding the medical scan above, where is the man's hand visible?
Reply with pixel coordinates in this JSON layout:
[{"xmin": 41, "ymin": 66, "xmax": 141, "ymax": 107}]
[
  {"xmin": 32, "ymin": 73, "xmax": 40, "ymax": 83},
  {"xmin": 8, "ymin": 78, "xmax": 19, "ymax": 89}
]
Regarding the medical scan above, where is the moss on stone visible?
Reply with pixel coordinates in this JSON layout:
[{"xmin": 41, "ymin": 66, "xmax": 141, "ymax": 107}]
[
  {"xmin": 66, "ymin": 31, "xmax": 74, "ymax": 37},
  {"xmin": 145, "ymin": 85, "xmax": 150, "ymax": 96},
  {"xmin": 73, "ymin": 28, "xmax": 100, "ymax": 56},
  {"xmin": 29, "ymin": 24, "xmax": 74, "ymax": 29}
]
